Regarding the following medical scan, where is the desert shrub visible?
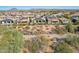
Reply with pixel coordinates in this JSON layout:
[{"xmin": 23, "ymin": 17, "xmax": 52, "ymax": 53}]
[
  {"xmin": 54, "ymin": 34, "xmax": 79, "ymax": 53},
  {"xmin": 0, "ymin": 28, "xmax": 24, "ymax": 53},
  {"xmin": 39, "ymin": 36, "xmax": 49, "ymax": 45},
  {"xmin": 24, "ymin": 36, "xmax": 52, "ymax": 53},
  {"xmin": 54, "ymin": 42, "xmax": 73, "ymax": 53},
  {"xmin": 65, "ymin": 34, "xmax": 79, "ymax": 49},
  {"xmin": 54, "ymin": 24, "xmax": 66, "ymax": 34},
  {"xmin": 24, "ymin": 38, "xmax": 41, "ymax": 53},
  {"xmin": 54, "ymin": 27, "xmax": 66, "ymax": 34}
]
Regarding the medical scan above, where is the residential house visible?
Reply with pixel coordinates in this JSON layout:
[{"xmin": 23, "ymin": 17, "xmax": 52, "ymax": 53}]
[
  {"xmin": 47, "ymin": 16, "xmax": 60, "ymax": 24},
  {"xmin": 71, "ymin": 15, "xmax": 79, "ymax": 23},
  {"xmin": 31, "ymin": 18, "xmax": 46, "ymax": 25},
  {"xmin": 59, "ymin": 17, "xmax": 68, "ymax": 24},
  {"xmin": 0, "ymin": 19, "xmax": 14, "ymax": 25}
]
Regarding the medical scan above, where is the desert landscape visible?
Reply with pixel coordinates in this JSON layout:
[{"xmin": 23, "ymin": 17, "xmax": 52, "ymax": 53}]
[{"xmin": 0, "ymin": 7, "xmax": 79, "ymax": 53}]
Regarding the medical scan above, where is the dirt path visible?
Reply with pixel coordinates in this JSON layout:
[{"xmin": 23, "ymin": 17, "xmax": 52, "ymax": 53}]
[{"xmin": 23, "ymin": 34, "xmax": 67, "ymax": 40}]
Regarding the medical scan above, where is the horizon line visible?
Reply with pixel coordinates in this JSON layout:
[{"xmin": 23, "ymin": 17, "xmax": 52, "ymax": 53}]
[{"xmin": 0, "ymin": 6, "xmax": 79, "ymax": 10}]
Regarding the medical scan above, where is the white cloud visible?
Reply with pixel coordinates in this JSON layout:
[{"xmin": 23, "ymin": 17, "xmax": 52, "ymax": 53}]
[{"xmin": 0, "ymin": 0, "xmax": 79, "ymax": 6}]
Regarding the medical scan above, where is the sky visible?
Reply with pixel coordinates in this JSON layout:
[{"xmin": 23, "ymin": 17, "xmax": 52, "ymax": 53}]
[{"xmin": 0, "ymin": 6, "xmax": 79, "ymax": 10}]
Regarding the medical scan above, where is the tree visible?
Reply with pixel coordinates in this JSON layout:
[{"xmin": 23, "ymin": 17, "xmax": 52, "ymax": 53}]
[
  {"xmin": 65, "ymin": 20, "xmax": 75, "ymax": 33},
  {"xmin": 0, "ymin": 28, "xmax": 24, "ymax": 53},
  {"xmin": 63, "ymin": 14, "xmax": 70, "ymax": 19}
]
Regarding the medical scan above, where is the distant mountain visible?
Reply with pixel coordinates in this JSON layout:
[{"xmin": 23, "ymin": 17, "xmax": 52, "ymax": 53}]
[{"xmin": 9, "ymin": 8, "xmax": 18, "ymax": 11}]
